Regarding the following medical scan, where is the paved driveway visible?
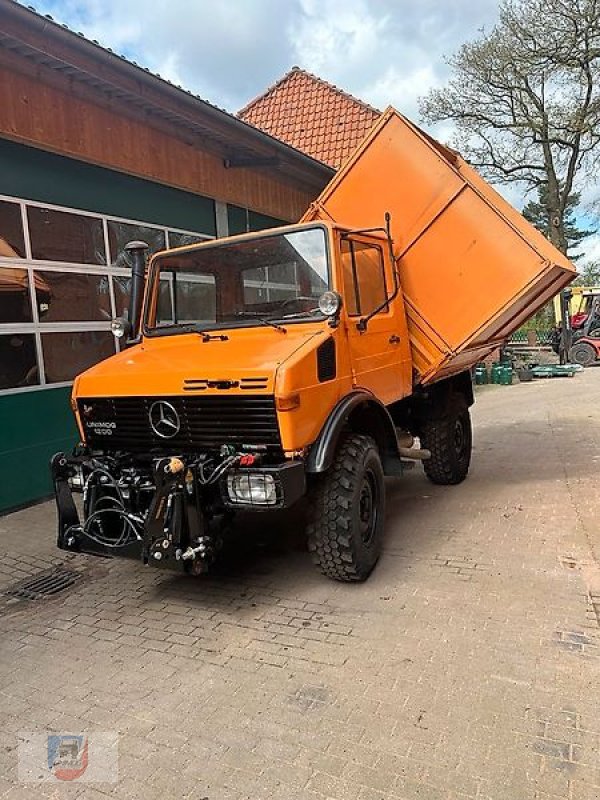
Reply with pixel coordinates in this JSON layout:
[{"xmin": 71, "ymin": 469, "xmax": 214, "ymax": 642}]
[{"xmin": 1, "ymin": 369, "xmax": 599, "ymax": 800}]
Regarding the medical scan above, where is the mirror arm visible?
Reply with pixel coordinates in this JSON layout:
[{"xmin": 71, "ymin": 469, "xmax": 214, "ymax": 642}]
[{"xmin": 357, "ymin": 212, "xmax": 400, "ymax": 333}]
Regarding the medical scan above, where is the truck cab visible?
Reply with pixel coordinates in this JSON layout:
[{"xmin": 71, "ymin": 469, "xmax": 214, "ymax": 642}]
[{"xmin": 51, "ymin": 220, "xmax": 469, "ymax": 581}]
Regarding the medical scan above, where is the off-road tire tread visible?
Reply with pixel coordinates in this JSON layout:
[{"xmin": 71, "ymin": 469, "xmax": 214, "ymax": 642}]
[
  {"xmin": 306, "ymin": 434, "xmax": 382, "ymax": 582},
  {"xmin": 420, "ymin": 406, "xmax": 471, "ymax": 486}
]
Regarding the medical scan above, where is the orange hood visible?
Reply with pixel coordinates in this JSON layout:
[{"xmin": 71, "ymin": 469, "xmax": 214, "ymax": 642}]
[{"xmin": 74, "ymin": 324, "xmax": 328, "ymax": 398}]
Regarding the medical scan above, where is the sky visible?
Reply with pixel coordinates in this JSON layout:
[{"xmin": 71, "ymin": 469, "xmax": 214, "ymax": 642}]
[
  {"xmin": 28, "ymin": 0, "xmax": 600, "ymax": 264},
  {"xmin": 31, "ymin": 0, "xmax": 499, "ymax": 119}
]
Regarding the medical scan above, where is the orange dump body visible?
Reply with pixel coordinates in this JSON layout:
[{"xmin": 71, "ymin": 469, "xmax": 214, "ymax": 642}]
[{"xmin": 303, "ymin": 108, "xmax": 576, "ymax": 384}]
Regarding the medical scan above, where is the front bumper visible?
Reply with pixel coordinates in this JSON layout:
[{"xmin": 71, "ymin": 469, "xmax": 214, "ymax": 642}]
[{"xmin": 50, "ymin": 451, "xmax": 306, "ymax": 572}]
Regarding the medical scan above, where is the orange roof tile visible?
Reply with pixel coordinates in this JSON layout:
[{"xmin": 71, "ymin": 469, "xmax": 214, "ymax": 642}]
[{"xmin": 238, "ymin": 67, "xmax": 381, "ymax": 169}]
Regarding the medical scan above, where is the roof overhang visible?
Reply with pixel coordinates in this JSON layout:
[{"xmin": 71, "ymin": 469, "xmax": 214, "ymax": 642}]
[{"xmin": 0, "ymin": 1, "xmax": 335, "ymax": 192}]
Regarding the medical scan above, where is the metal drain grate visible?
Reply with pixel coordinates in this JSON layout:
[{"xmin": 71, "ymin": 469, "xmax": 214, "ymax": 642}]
[{"xmin": 3, "ymin": 567, "xmax": 81, "ymax": 601}]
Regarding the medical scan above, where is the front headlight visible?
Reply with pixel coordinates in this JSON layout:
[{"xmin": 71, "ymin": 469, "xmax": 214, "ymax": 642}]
[
  {"xmin": 318, "ymin": 290, "xmax": 342, "ymax": 317},
  {"xmin": 226, "ymin": 472, "xmax": 277, "ymax": 506},
  {"xmin": 110, "ymin": 316, "xmax": 131, "ymax": 339}
]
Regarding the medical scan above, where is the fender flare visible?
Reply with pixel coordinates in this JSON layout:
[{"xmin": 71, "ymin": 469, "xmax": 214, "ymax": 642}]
[{"xmin": 305, "ymin": 391, "xmax": 401, "ymax": 474}]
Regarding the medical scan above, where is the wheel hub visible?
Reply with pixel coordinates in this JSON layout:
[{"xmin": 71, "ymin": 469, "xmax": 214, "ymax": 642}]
[
  {"xmin": 358, "ymin": 470, "xmax": 377, "ymax": 545},
  {"xmin": 454, "ymin": 419, "xmax": 465, "ymax": 457}
]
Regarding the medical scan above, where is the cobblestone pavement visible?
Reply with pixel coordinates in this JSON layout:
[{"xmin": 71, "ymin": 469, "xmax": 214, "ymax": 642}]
[{"xmin": 1, "ymin": 369, "xmax": 600, "ymax": 800}]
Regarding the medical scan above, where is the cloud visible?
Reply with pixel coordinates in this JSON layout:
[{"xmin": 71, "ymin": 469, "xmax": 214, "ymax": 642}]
[
  {"xmin": 33, "ymin": 0, "xmax": 499, "ymax": 119},
  {"xmin": 29, "ymin": 0, "xmax": 600, "ymax": 242},
  {"xmin": 577, "ymin": 233, "xmax": 600, "ymax": 266}
]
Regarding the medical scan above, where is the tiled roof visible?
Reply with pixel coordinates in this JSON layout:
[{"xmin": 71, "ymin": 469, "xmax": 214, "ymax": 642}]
[{"xmin": 239, "ymin": 68, "xmax": 381, "ymax": 169}]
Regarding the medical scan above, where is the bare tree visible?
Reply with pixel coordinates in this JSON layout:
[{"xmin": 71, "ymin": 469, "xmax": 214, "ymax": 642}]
[{"xmin": 420, "ymin": 0, "xmax": 600, "ymax": 254}]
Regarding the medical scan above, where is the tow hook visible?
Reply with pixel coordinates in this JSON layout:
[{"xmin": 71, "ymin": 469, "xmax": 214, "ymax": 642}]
[{"xmin": 178, "ymin": 535, "xmax": 214, "ymax": 562}]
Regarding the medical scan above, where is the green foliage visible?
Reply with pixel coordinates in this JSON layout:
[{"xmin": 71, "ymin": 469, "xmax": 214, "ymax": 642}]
[
  {"xmin": 578, "ymin": 261, "xmax": 600, "ymax": 286},
  {"xmin": 520, "ymin": 302, "xmax": 555, "ymax": 330},
  {"xmin": 522, "ymin": 185, "xmax": 595, "ymax": 259}
]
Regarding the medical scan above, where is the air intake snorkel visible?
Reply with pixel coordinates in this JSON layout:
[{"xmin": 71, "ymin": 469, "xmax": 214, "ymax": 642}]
[{"xmin": 124, "ymin": 240, "xmax": 149, "ymax": 345}]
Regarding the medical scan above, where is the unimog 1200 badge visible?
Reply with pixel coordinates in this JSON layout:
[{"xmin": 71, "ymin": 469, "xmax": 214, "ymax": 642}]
[{"xmin": 84, "ymin": 421, "xmax": 116, "ymax": 435}]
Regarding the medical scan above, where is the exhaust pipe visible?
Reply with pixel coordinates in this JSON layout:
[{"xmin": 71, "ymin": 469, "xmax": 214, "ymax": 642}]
[{"xmin": 125, "ymin": 240, "xmax": 149, "ymax": 341}]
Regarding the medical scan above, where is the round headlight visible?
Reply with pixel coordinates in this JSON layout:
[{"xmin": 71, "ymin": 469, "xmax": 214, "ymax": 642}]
[
  {"xmin": 110, "ymin": 317, "xmax": 130, "ymax": 339},
  {"xmin": 318, "ymin": 291, "xmax": 342, "ymax": 317}
]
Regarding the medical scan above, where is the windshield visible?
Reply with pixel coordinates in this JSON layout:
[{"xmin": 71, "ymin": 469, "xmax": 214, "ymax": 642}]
[{"xmin": 146, "ymin": 226, "xmax": 329, "ymax": 333}]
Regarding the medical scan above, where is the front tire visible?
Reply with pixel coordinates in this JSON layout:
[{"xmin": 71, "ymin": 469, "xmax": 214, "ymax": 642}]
[
  {"xmin": 420, "ymin": 404, "xmax": 472, "ymax": 485},
  {"xmin": 569, "ymin": 341, "xmax": 597, "ymax": 367},
  {"xmin": 306, "ymin": 434, "xmax": 384, "ymax": 582}
]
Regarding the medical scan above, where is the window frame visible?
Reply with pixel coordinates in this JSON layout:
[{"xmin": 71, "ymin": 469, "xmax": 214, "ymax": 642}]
[
  {"xmin": 341, "ymin": 237, "xmax": 389, "ymax": 319},
  {"xmin": 143, "ymin": 223, "xmax": 331, "ymax": 336},
  {"xmin": 0, "ymin": 193, "xmax": 211, "ymax": 395}
]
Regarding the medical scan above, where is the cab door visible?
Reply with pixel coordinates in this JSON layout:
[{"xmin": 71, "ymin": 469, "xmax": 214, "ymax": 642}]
[{"xmin": 340, "ymin": 235, "xmax": 409, "ymax": 406}]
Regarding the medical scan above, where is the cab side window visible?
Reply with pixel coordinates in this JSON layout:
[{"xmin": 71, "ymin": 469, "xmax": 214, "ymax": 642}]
[{"xmin": 340, "ymin": 239, "xmax": 387, "ymax": 318}]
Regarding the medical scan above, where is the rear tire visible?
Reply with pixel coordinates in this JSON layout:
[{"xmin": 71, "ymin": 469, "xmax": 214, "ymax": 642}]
[
  {"xmin": 306, "ymin": 434, "xmax": 384, "ymax": 582},
  {"xmin": 569, "ymin": 341, "xmax": 597, "ymax": 367},
  {"xmin": 420, "ymin": 404, "xmax": 472, "ymax": 485}
]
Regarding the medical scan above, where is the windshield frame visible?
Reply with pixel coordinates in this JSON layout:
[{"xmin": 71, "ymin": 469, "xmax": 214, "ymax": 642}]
[{"xmin": 142, "ymin": 222, "xmax": 332, "ymax": 337}]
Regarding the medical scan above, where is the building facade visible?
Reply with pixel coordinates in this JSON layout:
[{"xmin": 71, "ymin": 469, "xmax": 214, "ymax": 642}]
[{"xmin": 0, "ymin": 0, "xmax": 333, "ymax": 511}]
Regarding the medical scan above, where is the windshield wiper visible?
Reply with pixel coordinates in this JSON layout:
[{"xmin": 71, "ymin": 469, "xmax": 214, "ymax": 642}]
[
  {"xmin": 279, "ymin": 310, "xmax": 323, "ymax": 320},
  {"xmin": 233, "ymin": 311, "xmax": 287, "ymax": 333},
  {"xmin": 150, "ymin": 323, "xmax": 229, "ymax": 341}
]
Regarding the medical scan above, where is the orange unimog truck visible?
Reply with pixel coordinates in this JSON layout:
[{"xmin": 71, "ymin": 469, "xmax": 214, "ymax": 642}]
[{"xmin": 51, "ymin": 109, "xmax": 576, "ymax": 582}]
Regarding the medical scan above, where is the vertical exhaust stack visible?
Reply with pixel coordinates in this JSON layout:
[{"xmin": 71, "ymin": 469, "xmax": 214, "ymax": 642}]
[{"xmin": 125, "ymin": 240, "xmax": 149, "ymax": 342}]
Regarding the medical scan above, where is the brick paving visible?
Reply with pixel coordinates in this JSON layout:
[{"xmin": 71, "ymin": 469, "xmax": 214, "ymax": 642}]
[{"xmin": 0, "ymin": 369, "xmax": 599, "ymax": 799}]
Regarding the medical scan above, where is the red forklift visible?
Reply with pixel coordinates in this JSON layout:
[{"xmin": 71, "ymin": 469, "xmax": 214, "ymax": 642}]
[
  {"xmin": 552, "ymin": 288, "xmax": 600, "ymax": 367},
  {"xmin": 569, "ymin": 292, "xmax": 600, "ymax": 367}
]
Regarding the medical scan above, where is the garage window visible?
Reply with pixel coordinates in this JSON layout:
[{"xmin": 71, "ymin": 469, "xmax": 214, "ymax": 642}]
[
  {"xmin": 0, "ymin": 333, "xmax": 39, "ymax": 390},
  {"xmin": 41, "ymin": 331, "xmax": 116, "ymax": 383},
  {"xmin": 108, "ymin": 221, "xmax": 166, "ymax": 267},
  {"xmin": 0, "ymin": 194, "xmax": 210, "ymax": 393},
  {"xmin": 0, "ymin": 268, "xmax": 33, "ymax": 324},
  {"xmin": 0, "ymin": 200, "xmax": 26, "ymax": 258},
  {"xmin": 34, "ymin": 271, "xmax": 111, "ymax": 323},
  {"xmin": 28, "ymin": 207, "xmax": 106, "ymax": 265}
]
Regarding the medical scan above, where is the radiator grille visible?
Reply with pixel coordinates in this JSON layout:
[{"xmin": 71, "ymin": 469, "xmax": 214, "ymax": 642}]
[{"xmin": 79, "ymin": 395, "xmax": 281, "ymax": 450}]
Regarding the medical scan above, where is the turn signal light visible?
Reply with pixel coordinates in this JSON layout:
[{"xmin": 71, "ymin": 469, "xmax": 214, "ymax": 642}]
[{"xmin": 276, "ymin": 393, "xmax": 301, "ymax": 411}]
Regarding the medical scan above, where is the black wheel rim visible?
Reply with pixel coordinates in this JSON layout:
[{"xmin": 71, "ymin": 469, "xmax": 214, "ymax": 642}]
[
  {"xmin": 358, "ymin": 468, "xmax": 378, "ymax": 545},
  {"xmin": 454, "ymin": 418, "xmax": 466, "ymax": 458}
]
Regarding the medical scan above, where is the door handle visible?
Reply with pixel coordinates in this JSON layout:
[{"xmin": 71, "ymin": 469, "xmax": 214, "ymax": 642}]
[{"xmin": 389, "ymin": 335, "xmax": 400, "ymax": 344}]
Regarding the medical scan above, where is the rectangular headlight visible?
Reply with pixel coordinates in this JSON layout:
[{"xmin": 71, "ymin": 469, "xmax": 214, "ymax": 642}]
[{"xmin": 226, "ymin": 472, "xmax": 277, "ymax": 506}]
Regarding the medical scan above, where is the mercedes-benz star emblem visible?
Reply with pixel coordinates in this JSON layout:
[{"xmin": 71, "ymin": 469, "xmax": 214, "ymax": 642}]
[{"xmin": 149, "ymin": 400, "xmax": 181, "ymax": 439}]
